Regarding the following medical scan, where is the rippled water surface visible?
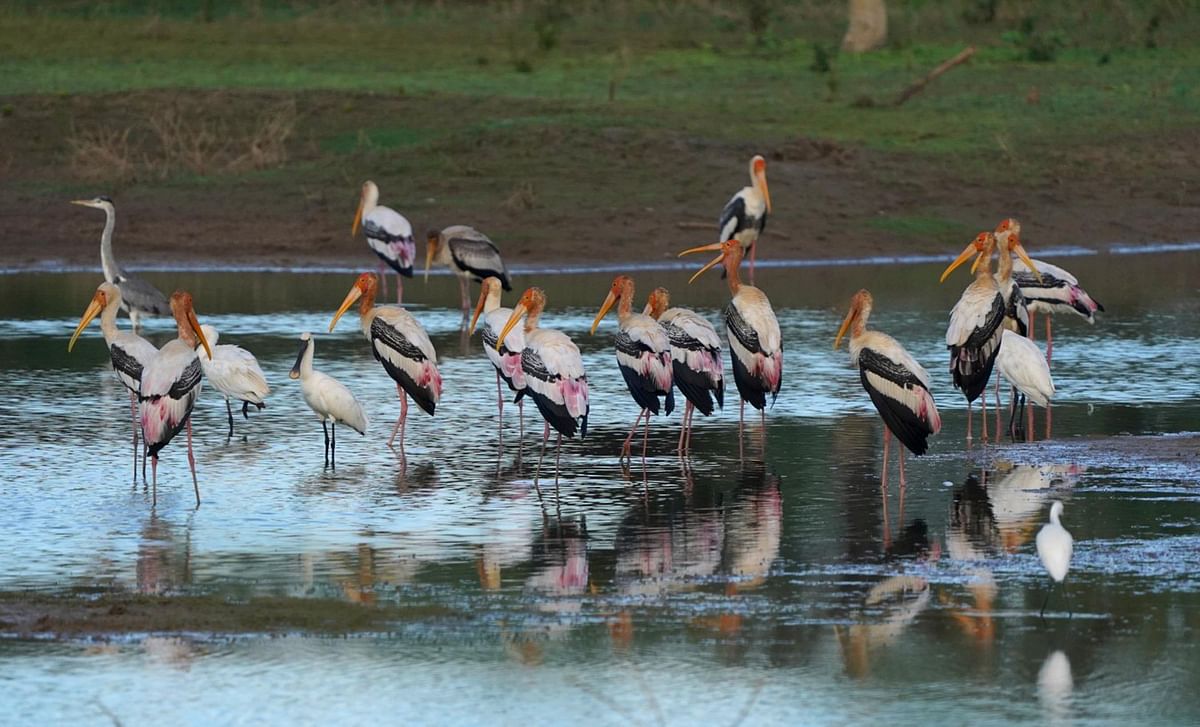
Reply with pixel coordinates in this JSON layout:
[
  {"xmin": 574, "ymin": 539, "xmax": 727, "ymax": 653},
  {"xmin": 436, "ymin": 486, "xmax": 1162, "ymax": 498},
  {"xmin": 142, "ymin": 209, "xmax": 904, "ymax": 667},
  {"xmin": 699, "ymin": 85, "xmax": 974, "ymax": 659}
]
[{"xmin": 2, "ymin": 255, "xmax": 1199, "ymax": 725}]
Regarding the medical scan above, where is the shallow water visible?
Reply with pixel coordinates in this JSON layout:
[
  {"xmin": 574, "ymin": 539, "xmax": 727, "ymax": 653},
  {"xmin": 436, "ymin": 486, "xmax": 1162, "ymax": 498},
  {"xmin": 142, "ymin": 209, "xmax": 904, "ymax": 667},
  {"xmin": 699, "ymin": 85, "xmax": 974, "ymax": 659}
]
[{"xmin": 2, "ymin": 254, "xmax": 1200, "ymax": 725}]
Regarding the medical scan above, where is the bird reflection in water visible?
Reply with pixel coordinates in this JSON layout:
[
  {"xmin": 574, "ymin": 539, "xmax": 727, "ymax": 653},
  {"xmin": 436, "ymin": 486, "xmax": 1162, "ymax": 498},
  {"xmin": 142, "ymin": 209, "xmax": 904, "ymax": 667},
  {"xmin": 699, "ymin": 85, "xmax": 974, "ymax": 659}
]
[
  {"xmin": 136, "ymin": 512, "xmax": 193, "ymax": 595},
  {"xmin": 503, "ymin": 516, "xmax": 590, "ymax": 666},
  {"xmin": 835, "ymin": 575, "xmax": 931, "ymax": 680},
  {"xmin": 1038, "ymin": 649, "xmax": 1074, "ymax": 723}
]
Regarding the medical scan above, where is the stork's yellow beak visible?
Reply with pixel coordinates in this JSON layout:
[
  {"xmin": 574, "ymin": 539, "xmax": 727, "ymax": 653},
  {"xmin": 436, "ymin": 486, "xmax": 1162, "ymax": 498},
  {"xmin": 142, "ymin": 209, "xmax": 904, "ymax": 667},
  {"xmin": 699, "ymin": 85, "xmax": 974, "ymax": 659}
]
[
  {"xmin": 496, "ymin": 303, "xmax": 527, "ymax": 352},
  {"xmin": 834, "ymin": 307, "xmax": 856, "ymax": 350},
  {"xmin": 1012, "ymin": 240, "xmax": 1043, "ymax": 283},
  {"xmin": 351, "ymin": 195, "xmax": 365, "ymax": 237},
  {"xmin": 330, "ymin": 285, "xmax": 363, "ymax": 332},
  {"xmin": 939, "ymin": 244, "xmax": 979, "ymax": 284},
  {"xmin": 468, "ymin": 286, "xmax": 488, "ymax": 336},
  {"xmin": 188, "ymin": 308, "xmax": 213, "ymax": 360},
  {"xmin": 590, "ymin": 291, "xmax": 617, "ymax": 335},
  {"xmin": 67, "ymin": 294, "xmax": 104, "ymax": 352}
]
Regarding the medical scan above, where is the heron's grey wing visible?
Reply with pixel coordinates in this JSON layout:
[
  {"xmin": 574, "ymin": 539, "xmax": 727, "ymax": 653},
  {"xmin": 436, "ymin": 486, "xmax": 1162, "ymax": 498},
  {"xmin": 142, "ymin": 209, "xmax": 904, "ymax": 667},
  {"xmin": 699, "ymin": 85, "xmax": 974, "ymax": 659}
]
[
  {"xmin": 114, "ymin": 271, "xmax": 170, "ymax": 316},
  {"xmin": 448, "ymin": 237, "xmax": 510, "ymax": 290}
]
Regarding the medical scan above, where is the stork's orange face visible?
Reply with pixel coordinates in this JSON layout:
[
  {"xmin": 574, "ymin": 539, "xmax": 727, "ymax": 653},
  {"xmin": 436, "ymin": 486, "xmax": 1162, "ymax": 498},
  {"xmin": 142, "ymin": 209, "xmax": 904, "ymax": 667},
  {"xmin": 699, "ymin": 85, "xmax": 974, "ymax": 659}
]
[
  {"xmin": 994, "ymin": 218, "xmax": 1020, "ymax": 237},
  {"xmin": 591, "ymin": 276, "xmax": 633, "ymax": 334},
  {"xmin": 751, "ymin": 155, "xmax": 771, "ymax": 213},
  {"xmin": 834, "ymin": 288, "xmax": 873, "ymax": 350},
  {"xmin": 497, "ymin": 287, "xmax": 544, "ymax": 351},
  {"xmin": 940, "ymin": 232, "xmax": 994, "ymax": 283},
  {"xmin": 643, "ymin": 287, "xmax": 670, "ymax": 319},
  {"xmin": 679, "ymin": 238, "xmax": 743, "ymax": 284},
  {"xmin": 468, "ymin": 276, "xmax": 504, "ymax": 335},
  {"xmin": 329, "ymin": 273, "xmax": 378, "ymax": 332},
  {"xmin": 170, "ymin": 290, "xmax": 213, "ymax": 359}
]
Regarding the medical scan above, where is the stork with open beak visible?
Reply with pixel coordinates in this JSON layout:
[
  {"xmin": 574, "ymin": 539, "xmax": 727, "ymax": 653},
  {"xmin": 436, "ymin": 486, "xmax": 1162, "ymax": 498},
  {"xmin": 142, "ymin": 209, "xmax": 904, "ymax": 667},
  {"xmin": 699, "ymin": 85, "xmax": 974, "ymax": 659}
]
[
  {"xmin": 138, "ymin": 291, "xmax": 213, "ymax": 507},
  {"xmin": 330, "ymin": 273, "xmax": 442, "ymax": 463},
  {"xmin": 644, "ymin": 287, "xmax": 724, "ymax": 457},
  {"xmin": 68, "ymin": 281, "xmax": 160, "ymax": 480},
  {"xmin": 679, "ymin": 238, "xmax": 781, "ymax": 455},
  {"xmin": 712, "ymin": 155, "xmax": 771, "ymax": 283},
  {"xmin": 71, "ymin": 196, "xmax": 170, "ymax": 330},
  {"xmin": 425, "ymin": 225, "xmax": 512, "ymax": 320},
  {"xmin": 496, "ymin": 287, "xmax": 589, "ymax": 493},
  {"xmin": 835, "ymin": 289, "xmax": 942, "ymax": 492},
  {"xmin": 468, "ymin": 276, "xmax": 526, "ymax": 445},
  {"xmin": 590, "ymin": 275, "xmax": 674, "ymax": 465},
  {"xmin": 289, "ymin": 332, "xmax": 368, "ymax": 467},
  {"xmin": 353, "ymin": 181, "xmax": 415, "ymax": 304}
]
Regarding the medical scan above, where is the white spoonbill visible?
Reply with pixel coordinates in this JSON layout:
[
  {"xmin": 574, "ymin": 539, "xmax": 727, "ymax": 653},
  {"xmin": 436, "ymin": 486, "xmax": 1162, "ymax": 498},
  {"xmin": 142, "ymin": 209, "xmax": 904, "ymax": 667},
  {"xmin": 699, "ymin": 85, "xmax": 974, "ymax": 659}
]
[
  {"xmin": 1035, "ymin": 500, "xmax": 1074, "ymax": 618},
  {"xmin": 353, "ymin": 181, "xmax": 415, "ymax": 304},
  {"xmin": 289, "ymin": 332, "xmax": 367, "ymax": 467},
  {"xmin": 139, "ymin": 291, "xmax": 213, "ymax": 507},
  {"xmin": 330, "ymin": 273, "xmax": 442, "ymax": 462},
  {"xmin": 196, "ymin": 324, "xmax": 270, "ymax": 438},
  {"xmin": 68, "ymin": 281, "xmax": 159, "ymax": 479},
  {"xmin": 712, "ymin": 155, "xmax": 771, "ymax": 283},
  {"xmin": 468, "ymin": 276, "xmax": 526, "ymax": 444},
  {"xmin": 71, "ymin": 196, "xmax": 170, "ymax": 330},
  {"xmin": 590, "ymin": 275, "xmax": 674, "ymax": 464},
  {"xmin": 995, "ymin": 329, "xmax": 1055, "ymax": 440},
  {"xmin": 425, "ymin": 225, "xmax": 512, "ymax": 319}
]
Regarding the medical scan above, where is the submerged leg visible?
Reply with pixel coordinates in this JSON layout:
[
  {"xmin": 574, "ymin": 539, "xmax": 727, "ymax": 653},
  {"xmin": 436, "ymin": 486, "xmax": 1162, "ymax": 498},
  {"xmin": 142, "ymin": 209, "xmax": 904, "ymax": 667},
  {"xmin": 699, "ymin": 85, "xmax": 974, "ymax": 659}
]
[
  {"xmin": 738, "ymin": 399, "xmax": 746, "ymax": 460},
  {"xmin": 533, "ymin": 422, "xmax": 549, "ymax": 496},
  {"xmin": 1045, "ymin": 315, "xmax": 1054, "ymax": 363},
  {"xmin": 981, "ymin": 388, "xmax": 989, "ymax": 443},
  {"xmin": 226, "ymin": 398, "xmax": 235, "ymax": 438},
  {"xmin": 622, "ymin": 409, "xmax": 645, "ymax": 459},
  {"xmin": 331, "ymin": 421, "xmax": 337, "ymax": 467},
  {"xmin": 129, "ymin": 391, "xmax": 139, "ymax": 483},
  {"xmin": 459, "ymin": 277, "xmax": 471, "ymax": 320},
  {"xmin": 966, "ymin": 398, "xmax": 974, "ymax": 444},
  {"xmin": 322, "ymin": 421, "xmax": 330, "ymax": 467},
  {"xmin": 881, "ymin": 428, "xmax": 891, "ymax": 490},
  {"xmin": 554, "ymin": 433, "xmax": 563, "ymax": 490},
  {"xmin": 897, "ymin": 445, "xmax": 907, "ymax": 525},
  {"xmin": 641, "ymin": 409, "xmax": 651, "ymax": 469},
  {"xmin": 187, "ymin": 418, "xmax": 200, "ymax": 507},
  {"xmin": 151, "ymin": 454, "xmax": 158, "ymax": 507},
  {"xmin": 517, "ymin": 398, "xmax": 525, "ymax": 460},
  {"xmin": 496, "ymin": 371, "xmax": 504, "ymax": 445},
  {"xmin": 760, "ymin": 407, "xmax": 766, "ymax": 453}
]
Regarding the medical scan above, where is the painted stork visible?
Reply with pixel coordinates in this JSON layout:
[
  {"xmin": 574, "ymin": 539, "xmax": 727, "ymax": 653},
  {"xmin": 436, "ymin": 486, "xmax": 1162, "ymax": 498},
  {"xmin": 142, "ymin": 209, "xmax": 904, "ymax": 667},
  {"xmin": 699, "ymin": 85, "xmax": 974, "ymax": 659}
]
[
  {"xmin": 714, "ymin": 155, "xmax": 771, "ymax": 283},
  {"xmin": 590, "ymin": 275, "xmax": 674, "ymax": 464},
  {"xmin": 834, "ymin": 289, "xmax": 942, "ymax": 491},
  {"xmin": 71, "ymin": 196, "xmax": 169, "ymax": 330},
  {"xmin": 67, "ymin": 281, "xmax": 159, "ymax": 479},
  {"xmin": 289, "ymin": 332, "xmax": 368, "ymax": 467},
  {"xmin": 425, "ymin": 225, "xmax": 512, "ymax": 319},
  {"xmin": 330, "ymin": 273, "xmax": 441, "ymax": 462},
  {"xmin": 679, "ymin": 238, "xmax": 781, "ymax": 454},
  {"xmin": 353, "ymin": 181, "xmax": 415, "ymax": 304},
  {"xmin": 1036, "ymin": 500, "xmax": 1073, "ymax": 618},
  {"xmin": 995, "ymin": 329, "xmax": 1055, "ymax": 441},
  {"xmin": 643, "ymin": 287, "xmax": 724, "ymax": 456},
  {"xmin": 139, "ymin": 291, "xmax": 213, "ymax": 507},
  {"xmin": 196, "ymin": 324, "xmax": 270, "ymax": 438},
  {"xmin": 939, "ymin": 232, "xmax": 1007, "ymax": 442},
  {"xmin": 468, "ymin": 276, "xmax": 526, "ymax": 444},
  {"xmin": 496, "ymin": 287, "xmax": 589, "ymax": 491},
  {"xmin": 996, "ymin": 219, "xmax": 1103, "ymax": 362}
]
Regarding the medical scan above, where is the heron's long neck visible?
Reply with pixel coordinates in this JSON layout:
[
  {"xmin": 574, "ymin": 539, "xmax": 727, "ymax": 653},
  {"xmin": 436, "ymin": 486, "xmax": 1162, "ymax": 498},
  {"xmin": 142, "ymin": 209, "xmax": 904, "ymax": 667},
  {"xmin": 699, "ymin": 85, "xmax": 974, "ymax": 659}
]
[
  {"xmin": 99, "ymin": 207, "xmax": 118, "ymax": 282},
  {"xmin": 100, "ymin": 299, "xmax": 120, "ymax": 342}
]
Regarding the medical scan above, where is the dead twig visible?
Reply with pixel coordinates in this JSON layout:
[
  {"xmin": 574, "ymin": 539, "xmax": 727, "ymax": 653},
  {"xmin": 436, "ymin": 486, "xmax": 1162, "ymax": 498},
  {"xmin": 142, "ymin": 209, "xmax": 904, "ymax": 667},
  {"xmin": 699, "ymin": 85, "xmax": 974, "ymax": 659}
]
[{"xmin": 894, "ymin": 46, "xmax": 976, "ymax": 106}]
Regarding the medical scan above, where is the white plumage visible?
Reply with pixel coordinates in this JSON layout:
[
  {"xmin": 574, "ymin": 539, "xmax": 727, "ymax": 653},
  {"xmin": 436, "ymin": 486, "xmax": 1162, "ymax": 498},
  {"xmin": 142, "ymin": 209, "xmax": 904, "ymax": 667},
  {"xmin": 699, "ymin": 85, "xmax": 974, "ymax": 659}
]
[
  {"xmin": 426, "ymin": 225, "xmax": 511, "ymax": 316},
  {"xmin": 1036, "ymin": 501, "xmax": 1073, "ymax": 583},
  {"xmin": 726, "ymin": 287, "xmax": 783, "ymax": 408},
  {"xmin": 1013, "ymin": 257, "xmax": 1104, "ymax": 322},
  {"xmin": 354, "ymin": 181, "xmax": 415, "ymax": 303},
  {"xmin": 470, "ymin": 276, "xmax": 527, "ymax": 442},
  {"xmin": 290, "ymin": 332, "xmax": 367, "ymax": 466},
  {"xmin": 524, "ymin": 328, "xmax": 590, "ymax": 426},
  {"xmin": 996, "ymin": 330, "xmax": 1055, "ymax": 407},
  {"xmin": 715, "ymin": 155, "xmax": 771, "ymax": 281},
  {"xmin": 197, "ymin": 324, "xmax": 271, "ymax": 436}
]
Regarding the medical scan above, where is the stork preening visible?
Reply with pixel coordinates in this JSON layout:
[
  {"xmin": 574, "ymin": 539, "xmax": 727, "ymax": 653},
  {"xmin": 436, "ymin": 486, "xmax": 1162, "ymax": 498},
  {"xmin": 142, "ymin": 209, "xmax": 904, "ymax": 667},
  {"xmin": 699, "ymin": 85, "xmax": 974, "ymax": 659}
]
[
  {"xmin": 497, "ymin": 287, "xmax": 589, "ymax": 492},
  {"xmin": 196, "ymin": 324, "xmax": 270, "ymax": 438},
  {"xmin": 590, "ymin": 275, "xmax": 674, "ymax": 465},
  {"xmin": 330, "ymin": 273, "xmax": 442, "ymax": 463},
  {"xmin": 289, "ymin": 332, "xmax": 368, "ymax": 467},
  {"xmin": 139, "ymin": 291, "xmax": 213, "ymax": 507},
  {"xmin": 712, "ymin": 155, "xmax": 771, "ymax": 283},
  {"xmin": 834, "ymin": 289, "xmax": 942, "ymax": 491},
  {"xmin": 680, "ymin": 238, "xmax": 781, "ymax": 455},
  {"xmin": 353, "ymin": 181, "xmax": 415, "ymax": 304},
  {"xmin": 644, "ymin": 287, "xmax": 724, "ymax": 456},
  {"xmin": 995, "ymin": 330, "xmax": 1055, "ymax": 441},
  {"xmin": 425, "ymin": 225, "xmax": 511, "ymax": 319},
  {"xmin": 469, "ymin": 276, "xmax": 526, "ymax": 445},
  {"xmin": 72, "ymin": 196, "xmax": 170, "ymax": 330},
  {"xmin": 1036, "ymin": 500, "xmax": 1074, "ymax": 618},
  {"xmin": 67, "ymin": 281, "xmax": 159, "ymax": 480}
]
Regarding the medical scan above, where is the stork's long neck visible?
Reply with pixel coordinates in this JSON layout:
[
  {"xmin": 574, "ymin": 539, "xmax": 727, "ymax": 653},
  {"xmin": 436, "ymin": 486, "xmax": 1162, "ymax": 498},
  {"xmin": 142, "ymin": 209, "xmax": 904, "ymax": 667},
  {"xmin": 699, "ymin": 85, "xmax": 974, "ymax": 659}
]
[
  {"xmin": 100, "ymin": 297, "xmax": 120, "ymax": 343},
  {"xmin": 852, "ymin": 302, "xmax": 871, "ymax": 339},
  {"xmin": 482, "ymin": 286, "xmax": 502, "ymax": 314},
  {"xmin": 996, "ymin": 243, "xmax": 1014, "ymax": 283},
  {"xmin": 524, "ymin": 305, "xmax": 543, "ymax": 334},
  {"xmin": 724, "ymin": 255, "xmax": 743, "ymax": 296},
  {"xmin": 99, "ymin": 206, "xmax": 119, "ymax": 282},
  {"xmin": 175, "ymin": 310, "xmax": 197, "ymax": 347},
  {"xmin": 615, "ymin": 282, "xmax": 635, "ymax": 325}
]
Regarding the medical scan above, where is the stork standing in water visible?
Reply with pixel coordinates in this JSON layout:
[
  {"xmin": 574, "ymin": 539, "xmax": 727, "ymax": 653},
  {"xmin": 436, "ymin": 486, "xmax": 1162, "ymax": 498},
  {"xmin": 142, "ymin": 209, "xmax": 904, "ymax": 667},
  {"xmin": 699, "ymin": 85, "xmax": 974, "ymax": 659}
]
[
  {"xmin": 940, "ymin": 232, "xmax": 1007, "ymax": 443},
  {"xmin": 995, "ymin": 219, "xmax": 1104, "ymax": 363},
  {"xmin": 834, "ymin": 289, "xmax": 942, "ymax": 492},
  {"xmin": 68, "ymin": 281, "xmax": 159, "ymax": 479},
  {"xmin": 353, "ymin": 181, "xmax": 415, "ymax": 304},
  {"xmin": 425, "ymin": 225, "xmax": 512, "ymax": 320},
  {"xmin": 468, "ymin": 276, "xmax": 526, "ymax": 445},
  {"xmin": 995, "ymin": 330, "xmax": 1055, "ymax": 441},
  {"xmin": 679, "ymin": 238, "xmax": 781, "ymax": 456},
  {"xmin": 590, "ymin": 275, "xmax": 674, "ymax": 465},
  {"xmin": 139, "ymin": 291, "xmax": 212, "ymax": 507},
  {"xmin": 289, "ymin": 332, "xmax": 368, "ymax": 467},
  {"xmin": 1036, "ymin": 501, "xmax": 1074, "ymax": 618},
  {"xmin": 71, "ymin": 197, "xmax": 169, "ymax": 330},
  {"xmin": 643, "ymin": 287, "xmax": 724, "ymax": 456},
  {"xmin": 712, "ymin": 155, "xmax": 771, "ymax": 283},
  {"xmin": 496, "ymin": 287, "xmax": 589, "ymax": 493},
  {"xmin": 329, "ymin": 273, "xmax": 442, "ymax": 463},
  {"xmin": 196, "ymin": 324, "xmax": 270, "ymax": 438}
]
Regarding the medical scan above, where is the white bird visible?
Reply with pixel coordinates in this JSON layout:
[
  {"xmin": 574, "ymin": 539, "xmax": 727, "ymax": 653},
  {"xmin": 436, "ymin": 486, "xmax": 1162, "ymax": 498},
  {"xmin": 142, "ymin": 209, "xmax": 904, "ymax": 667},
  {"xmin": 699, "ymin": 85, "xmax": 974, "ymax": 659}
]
[
  {"xmin": 68, "ymin": 281, "xmax": 160, "ymax": 479},
  {"xmin": 71, "ymin": 196, "xmax": 170, "ymax": 330},
  {"xmin": 330, "ymin": 273, "xmax": 442, "ymax": 463},
  {"xmin": 497, "ymin": 287, "xmax": 590, "ymax": 492},
  {"xmin": 424, "ymin": 225, "xmax": 512, "ymax": 319},
  {"xmin": 591, "ymin": 275, "xmax": 674, "ymax": 464},
  {"xmin": 353, "ymin": 180, "xmax": 415, "ymax": 304},
  {"xmin": 996, "ymin": 329, "xmax": 1055, "ymax": 439},
  {"xmin": 468, "ymin": 276, "xmax": 526, "ymax": 444},
  {"xmin": 139, "ymin": 291, "xmax": 213, "ymax": 507},
  {"xmin": 644, "ymin": 287, "xmax": 724, "ymax": 456},
  {"xmin": 289, "ymin": 332, "xmax": 367, "ymax": 467},
  {"xmin": 196, "ymin": 324, "xmax": 270, "ymax": 438},
  {"xmin": 713, "ymin": 154, "xmax": 771, "ymax": 283},
  {"xmin": 1035, "ymin": 500, "xmax": 1074, "ymax": 617},
  {"xmin": 679, "ymin": 238, "xmax": 781, "ymax": 455},
  {"xmin": 835, "ymin": 289, "xmax": 942, "ymax": 491}
]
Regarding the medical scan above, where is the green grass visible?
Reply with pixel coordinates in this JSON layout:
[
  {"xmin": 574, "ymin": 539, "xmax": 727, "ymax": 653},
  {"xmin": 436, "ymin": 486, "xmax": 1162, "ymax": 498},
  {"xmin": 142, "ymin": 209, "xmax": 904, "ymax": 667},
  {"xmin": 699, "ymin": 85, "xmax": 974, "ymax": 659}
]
[{"xmin": 867, "ymin": 214, "xmax": 977, "ymax": 242}]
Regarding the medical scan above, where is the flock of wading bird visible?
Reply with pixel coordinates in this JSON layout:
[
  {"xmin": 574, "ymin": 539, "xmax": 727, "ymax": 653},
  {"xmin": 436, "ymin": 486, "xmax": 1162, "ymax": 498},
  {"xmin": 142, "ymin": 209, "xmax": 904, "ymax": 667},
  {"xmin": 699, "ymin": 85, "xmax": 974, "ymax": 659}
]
[{"xmin": 63, "ymin": 156, "xmax": 1104, "ymax": 520}]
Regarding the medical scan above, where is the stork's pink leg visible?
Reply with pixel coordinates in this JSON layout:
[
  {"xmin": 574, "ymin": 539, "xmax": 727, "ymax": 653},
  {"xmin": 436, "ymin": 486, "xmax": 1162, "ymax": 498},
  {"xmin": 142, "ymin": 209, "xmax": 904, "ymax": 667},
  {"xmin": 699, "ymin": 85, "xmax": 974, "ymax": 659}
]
[
  {"xmin": 897, "ymin": 447, "xmax": 907, "ymax": 524},
  {"xmin": 677, "ymin": 403, "xmax": 688, "ymax": 455},
  {"xmin": 129, "ymin": 391, "xmax": 139, "ymax": 482},
  {"xmin": 495, "ymin": 371, "xmax": 504, "ymax": 444},
  {"xmin": 459, "ymin": 277, "xmax": 471, "ymax": 320},
  {"xmin": 684, "ymin": 403, "xmax": 695, "ymax": 454},
  {"xmin": 1045, "ymin": 315, "xmax": 1054, "ymax": 363},
  {"xmin": 641, "ymin": 409, "xmax": 651, "ymax": 469},
  {"xmin": 760, "ymin": 407, "xmax": 766, "ymax": 452},
  {"xmin": 1046, "ymin": 403, "xmax": 1053, "ymax": 440},
  {"xmin": 622, "ymin": 409, "xmax": 645, "ymax": 459},
  {"xmin": 1028, "ymin": 313, "xmax": 1036, "ymax": 344},
  {"xmin": 533, "ymin": 422, "xmax": 549, "ymax": 496},
  {"xmin": 396, "ymin": 274, "xmax": 404, "ymax": 305},
  {"xmin": 994, "ymin": 374, "xmax": 1002, "ymax": 439},
  {"xmin": 981, "ymin": 389, "xmax": 989, "ymax": 443},
  {"xmin": 966, "ymin": 399, "xmax": 974, "ymax": 445},
  {"xmin": 554, "ymin": 433, "xmax": 563, "ymax": 489},
  {"xmin": 187, "ymin": 418, "xmax": 200, "ymax": 507},
  {"xmin": 388, "ymin": 384, "xmax": 409, "ymax": 462},
  {"xmin": 881, "ymin": 428, "xmax": 891, "ymax": 490},
  {"xmin": 517, "ymin": 398, "xmax": 525, "ymax": 457}
]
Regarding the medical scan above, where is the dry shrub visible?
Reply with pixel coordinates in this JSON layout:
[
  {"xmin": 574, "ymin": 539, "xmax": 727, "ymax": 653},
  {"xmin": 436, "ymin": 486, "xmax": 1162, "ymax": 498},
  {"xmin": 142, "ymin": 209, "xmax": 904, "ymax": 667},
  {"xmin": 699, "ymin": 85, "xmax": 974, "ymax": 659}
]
[
  {"xmin": 501, "ymin": 182, "xmax": 538, "ymax": 212},
  {"xmin": 67, "ymin": 125, "xmax": 137, "ymax": 183}
]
